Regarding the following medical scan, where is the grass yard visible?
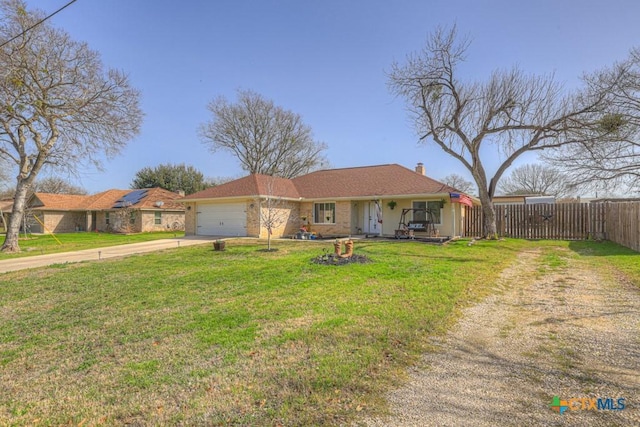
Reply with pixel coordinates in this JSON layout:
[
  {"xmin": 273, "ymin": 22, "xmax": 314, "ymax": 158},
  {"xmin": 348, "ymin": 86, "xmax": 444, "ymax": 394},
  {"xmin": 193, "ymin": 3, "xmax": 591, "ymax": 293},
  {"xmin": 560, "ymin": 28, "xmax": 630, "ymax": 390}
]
[
  {"xmin": 567, "ymin": 240, "xmax": 640, "ymax": 286},
  {"xmin": 0, "ymin": 238, "xmax": 637, "ymax": 425},
  {"xmin": 0, "ymin": 231, "xmax": 185, "ymax": 259}
]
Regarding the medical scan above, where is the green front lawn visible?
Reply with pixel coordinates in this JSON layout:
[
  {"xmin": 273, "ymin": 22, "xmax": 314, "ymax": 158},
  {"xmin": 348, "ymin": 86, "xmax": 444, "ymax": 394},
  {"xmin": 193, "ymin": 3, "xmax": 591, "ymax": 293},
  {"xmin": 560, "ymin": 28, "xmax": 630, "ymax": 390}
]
[
  {"xmin": 0, "ymin": 239, "xmax": 637, "ymax": 425},
  {"xmin": 0, "ymin": 231, "xmax": 184, "ymax": 259}
]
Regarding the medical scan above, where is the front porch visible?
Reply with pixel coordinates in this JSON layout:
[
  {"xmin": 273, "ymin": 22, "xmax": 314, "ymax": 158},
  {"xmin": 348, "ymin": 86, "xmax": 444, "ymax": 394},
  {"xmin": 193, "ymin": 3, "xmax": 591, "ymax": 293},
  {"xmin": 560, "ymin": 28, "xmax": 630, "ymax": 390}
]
[{"xmin": 290, "ymin": 197, "xmax": 466, "ymax": 240}]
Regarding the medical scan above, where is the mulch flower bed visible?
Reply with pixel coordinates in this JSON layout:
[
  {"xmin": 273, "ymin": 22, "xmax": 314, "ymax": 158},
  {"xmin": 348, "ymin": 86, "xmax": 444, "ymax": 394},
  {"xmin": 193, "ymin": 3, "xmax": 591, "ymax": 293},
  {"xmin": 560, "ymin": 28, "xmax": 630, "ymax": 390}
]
[{"xmin": 311, "ymin": 252, "xmax": 371, "ymax": 266}]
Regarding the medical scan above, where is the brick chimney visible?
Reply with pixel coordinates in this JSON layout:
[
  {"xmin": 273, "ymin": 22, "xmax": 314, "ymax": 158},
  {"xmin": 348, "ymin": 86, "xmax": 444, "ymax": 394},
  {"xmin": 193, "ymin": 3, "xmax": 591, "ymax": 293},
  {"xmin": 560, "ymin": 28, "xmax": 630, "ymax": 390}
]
[{"xmin": 415, "ymin": 162, "xmax": 425, "ymax": 175}]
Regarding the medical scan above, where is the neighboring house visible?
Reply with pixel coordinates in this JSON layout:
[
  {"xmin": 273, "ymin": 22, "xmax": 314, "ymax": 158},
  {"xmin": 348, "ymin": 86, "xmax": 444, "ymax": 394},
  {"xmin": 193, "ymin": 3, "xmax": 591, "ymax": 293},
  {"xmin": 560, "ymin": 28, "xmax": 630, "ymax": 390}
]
[
  {"xmin": 492, "ymin": 195, "xmax": 555, "ymax": 205},
  {"xmin": 525, "ymin": 196, "xmax": 555, "ymax": 205},
  {"xmin": 27, "ymin": 188, "xmax": 185, "ymax": 234},
  {"xmin": 492, "ymin": 195, "xmax": 531, "ymax": 205},
  {"xmin": 182, "ymin": 163, "xmax": 477, "ymax": 239}
]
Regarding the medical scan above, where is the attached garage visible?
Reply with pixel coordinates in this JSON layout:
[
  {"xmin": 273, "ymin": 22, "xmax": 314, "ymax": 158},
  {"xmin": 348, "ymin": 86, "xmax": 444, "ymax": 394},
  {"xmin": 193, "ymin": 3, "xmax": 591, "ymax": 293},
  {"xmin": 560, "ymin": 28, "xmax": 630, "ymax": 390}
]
[{"xmin": 196, "ymin": 202, "xmax": 247, "ymax": 236}]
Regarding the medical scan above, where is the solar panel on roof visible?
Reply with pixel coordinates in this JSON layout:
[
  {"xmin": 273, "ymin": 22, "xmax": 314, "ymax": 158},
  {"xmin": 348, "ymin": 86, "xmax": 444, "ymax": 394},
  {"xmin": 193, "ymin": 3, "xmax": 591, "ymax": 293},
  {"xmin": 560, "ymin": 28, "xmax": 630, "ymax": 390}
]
[{"xmin": 113, "ymin": 189, "xmax": 148, "ymax": 208}]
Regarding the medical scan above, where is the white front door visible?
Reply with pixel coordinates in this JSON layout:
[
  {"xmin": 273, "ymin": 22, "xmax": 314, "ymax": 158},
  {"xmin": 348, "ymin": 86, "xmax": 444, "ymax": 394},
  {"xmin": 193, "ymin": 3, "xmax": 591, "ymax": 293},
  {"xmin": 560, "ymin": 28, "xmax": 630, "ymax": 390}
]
[{"xmin": 363, "ymin": 202, "xmax": 380, "ymax": 235}]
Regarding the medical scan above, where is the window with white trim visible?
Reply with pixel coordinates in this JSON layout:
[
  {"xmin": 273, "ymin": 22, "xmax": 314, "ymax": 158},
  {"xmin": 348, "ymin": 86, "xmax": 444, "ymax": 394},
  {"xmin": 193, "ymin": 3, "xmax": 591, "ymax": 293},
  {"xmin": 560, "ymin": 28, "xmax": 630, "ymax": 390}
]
[
  {"xmin": 412, "ymin": 201, "xmax": 442, "ymax": 224},
  {"xmin": 314, "ymin": 202, "xmax": 336, "ymax": 224},
  {"xmin": 154, "ymin": 211, "xmax": 162, "ymax": 225}
]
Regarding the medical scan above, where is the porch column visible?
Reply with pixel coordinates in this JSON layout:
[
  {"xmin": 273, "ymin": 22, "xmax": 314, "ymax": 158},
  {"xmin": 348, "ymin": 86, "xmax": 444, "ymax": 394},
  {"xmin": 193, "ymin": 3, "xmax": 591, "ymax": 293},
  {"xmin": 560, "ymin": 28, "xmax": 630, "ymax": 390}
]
[{"xmin": 451, "ymin": 203, "xmax": 456, "ymax": 237}]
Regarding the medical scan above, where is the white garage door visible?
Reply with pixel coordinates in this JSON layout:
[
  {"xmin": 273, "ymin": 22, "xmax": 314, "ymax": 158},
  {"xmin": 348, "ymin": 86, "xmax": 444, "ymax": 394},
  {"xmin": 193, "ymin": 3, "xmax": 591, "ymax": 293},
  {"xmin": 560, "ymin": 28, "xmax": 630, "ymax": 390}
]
[{"xmin": 197, "ymin": 202, "xmax": 247, "ymax": 236}]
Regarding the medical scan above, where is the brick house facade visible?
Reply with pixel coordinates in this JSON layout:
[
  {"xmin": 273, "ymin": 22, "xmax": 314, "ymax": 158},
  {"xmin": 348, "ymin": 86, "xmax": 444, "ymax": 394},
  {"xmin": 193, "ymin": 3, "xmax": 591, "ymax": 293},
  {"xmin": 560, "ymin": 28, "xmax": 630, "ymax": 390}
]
[
  {"xmin": 27, "ymin": 188, "xmax": 185, "ymax": 234},
  {"xmin": 182, "ymin": 164, "xmax": 477, "ymax": 239}
]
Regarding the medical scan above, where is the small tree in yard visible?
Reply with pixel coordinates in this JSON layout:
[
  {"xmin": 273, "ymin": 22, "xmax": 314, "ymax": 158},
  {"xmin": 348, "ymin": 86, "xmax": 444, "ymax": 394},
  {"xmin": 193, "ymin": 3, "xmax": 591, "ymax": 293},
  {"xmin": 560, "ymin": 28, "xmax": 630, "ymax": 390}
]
[
  {"xmin": 259, "ymin": 197, "xmax": 288, "ymax": 251},
  {"xmin": 0, "ymin": 0, "xmax": 142, "ymax": 252},
  {"xmin": 110, "ymin": 204, "xmax": 136, "ymax": 234},
  {"xmin": 389, "ymin": 26, "xmax": 638, "ymax": 238},
  {"xmin": 255, "ymin": 178, "xmax": 296, "ymax": 251}
]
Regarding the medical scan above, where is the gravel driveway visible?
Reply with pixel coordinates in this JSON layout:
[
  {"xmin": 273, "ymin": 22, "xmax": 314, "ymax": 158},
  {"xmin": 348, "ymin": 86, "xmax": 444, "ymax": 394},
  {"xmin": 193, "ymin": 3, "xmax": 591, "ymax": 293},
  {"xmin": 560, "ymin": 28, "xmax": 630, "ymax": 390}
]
[{"xmin": 361, "ymin": 248, "xmax": 639, "ymax": 426}]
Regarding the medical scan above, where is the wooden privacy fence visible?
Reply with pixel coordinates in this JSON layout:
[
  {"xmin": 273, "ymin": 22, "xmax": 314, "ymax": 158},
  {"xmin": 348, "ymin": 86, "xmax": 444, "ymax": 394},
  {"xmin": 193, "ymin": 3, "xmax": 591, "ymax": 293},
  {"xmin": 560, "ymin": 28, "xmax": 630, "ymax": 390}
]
[
  {"xmin": 604, "ymin": 202, "xmax": 640, "ymax": 252},
  {"xmin": 464, "ymin": 203, "xmax": 607, "ymax": 240},
  {"xmin": 465, "ymin": 202, "xmax": 640, "ymax": 251},
  {"xmin": 464, "ymin": 201, "xmax": 640, "ymax": 252}
]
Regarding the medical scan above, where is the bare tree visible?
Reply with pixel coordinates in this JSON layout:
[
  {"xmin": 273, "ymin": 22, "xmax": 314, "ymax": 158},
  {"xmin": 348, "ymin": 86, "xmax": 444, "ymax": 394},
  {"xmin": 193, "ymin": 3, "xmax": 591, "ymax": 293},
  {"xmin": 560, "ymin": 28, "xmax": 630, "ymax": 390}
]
[
  {"xmin": 441, "ymin": 173, "xmax": 476, "ymax": 195},
  {"xmin": 110, "ymin": 204, "xmax": 136, "ymax": 234},
  {"xmin": 498, "ymin": 163, "xmax": 572, "ymax": 198},
  {"xmin": 389, "ymin": 26, "xmax": 626, "ymax": 238},
  {"xmin": 0, "ymin": 0, "xmax": 142, "ymax": 252},
  {"xmin": 255, "ymin": 177, "xmax": 297, "ymax": 251},
  {"xmin": 32, "ymin": 176, "xmax": 87, "ymax": 195},
  {"xmin": 543, "ymin": 48, "xmax": 640, "ymax": 194},
  {"xmin": 259, "ymin": 197, "xmax": 286, "ymax": 251},
  {"xmin": 0, "ymin": 176, "xmax": 86, "ymax": 199},
  {"xmin": 199, "ymin": 89, "xmax": 327, "ymax": 179}
]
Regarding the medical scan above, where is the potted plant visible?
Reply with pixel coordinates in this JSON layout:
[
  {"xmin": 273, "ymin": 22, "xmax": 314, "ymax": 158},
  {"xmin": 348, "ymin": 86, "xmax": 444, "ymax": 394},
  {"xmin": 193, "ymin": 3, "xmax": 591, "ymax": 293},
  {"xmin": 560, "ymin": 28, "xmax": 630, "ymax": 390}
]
[
  {"xmin": 213, "ymin": 239, "xmax": 226, "ymax": 251},
  {"xmin": 387, "ymin": 200, "xmax": 397, "ymax": 210}
]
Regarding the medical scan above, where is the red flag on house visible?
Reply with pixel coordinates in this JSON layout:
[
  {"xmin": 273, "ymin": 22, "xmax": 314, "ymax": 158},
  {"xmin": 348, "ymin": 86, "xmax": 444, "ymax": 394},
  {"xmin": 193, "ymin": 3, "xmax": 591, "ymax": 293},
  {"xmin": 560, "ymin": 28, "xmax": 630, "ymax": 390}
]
[{"xmin": 449, "ymin": 192, "xmax": 473, "ymax": 207}]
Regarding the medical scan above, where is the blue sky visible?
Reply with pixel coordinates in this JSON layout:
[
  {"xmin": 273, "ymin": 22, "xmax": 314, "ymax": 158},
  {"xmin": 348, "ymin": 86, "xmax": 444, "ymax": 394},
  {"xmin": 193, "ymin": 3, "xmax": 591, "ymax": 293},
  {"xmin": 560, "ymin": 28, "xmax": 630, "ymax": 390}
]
[{"xmin": 27, "ymin": 0, "xmax": 640, "ymax": 193}]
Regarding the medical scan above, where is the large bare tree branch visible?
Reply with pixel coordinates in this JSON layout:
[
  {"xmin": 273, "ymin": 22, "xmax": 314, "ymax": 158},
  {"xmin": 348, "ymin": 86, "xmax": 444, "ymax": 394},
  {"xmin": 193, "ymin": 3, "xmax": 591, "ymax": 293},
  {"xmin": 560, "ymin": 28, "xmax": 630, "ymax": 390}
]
[
  {"xmin": 199, "ymin": 89, "xmax": 327, "ymax": 179},
  {"xmin": 0, "ymin": 0, "xmax": 143, "ymax": 252},
  {"xmin": 543, "ymin": 48, "xmax": 640, "ymax": 193},
  {"xmin": 389, "ymin": 25, "xmax": 631, "ymax": 237}
]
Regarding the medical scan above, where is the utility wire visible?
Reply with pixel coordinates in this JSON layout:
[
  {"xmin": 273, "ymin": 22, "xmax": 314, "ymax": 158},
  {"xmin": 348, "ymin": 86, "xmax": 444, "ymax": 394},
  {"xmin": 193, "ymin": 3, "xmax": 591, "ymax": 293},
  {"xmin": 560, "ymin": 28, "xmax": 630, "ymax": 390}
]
[{"xmin": 0, "ymin": 0, "xmax": 78, "ymax": 49}]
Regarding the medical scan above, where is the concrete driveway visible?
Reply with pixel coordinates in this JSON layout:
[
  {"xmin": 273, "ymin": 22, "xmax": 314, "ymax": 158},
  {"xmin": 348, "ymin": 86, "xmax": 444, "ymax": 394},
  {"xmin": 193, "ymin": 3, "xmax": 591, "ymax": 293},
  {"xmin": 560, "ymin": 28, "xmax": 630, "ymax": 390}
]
[{"xmin": 0, "ymin": 236, "xmax": 221, "ymax": 274}]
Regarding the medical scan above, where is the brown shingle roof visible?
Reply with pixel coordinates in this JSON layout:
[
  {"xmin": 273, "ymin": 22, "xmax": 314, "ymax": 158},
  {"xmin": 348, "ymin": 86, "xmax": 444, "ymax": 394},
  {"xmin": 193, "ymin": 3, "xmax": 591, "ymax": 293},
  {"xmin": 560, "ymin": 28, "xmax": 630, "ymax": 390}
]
[
  {"xmin": 30, "ymin": 188, "xmax": 184, "ymax": 211},
  {"xmin": 184, "ymin": 164, "xmax": 457, "ymax": 201},
  {"xmin": 292, "ymin": 164, "xmax": 456, "ymax": 199},
  {"xmin": 84, "ymin": 190, "xmax": 130, "ymax": 210},
  {"xmin": 185, "ymin": 174, "xmax": 301, "ymax": 200},
  {"xmin": 31, "ymin": 193, "xmax": 96, "ymax": 210}
]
